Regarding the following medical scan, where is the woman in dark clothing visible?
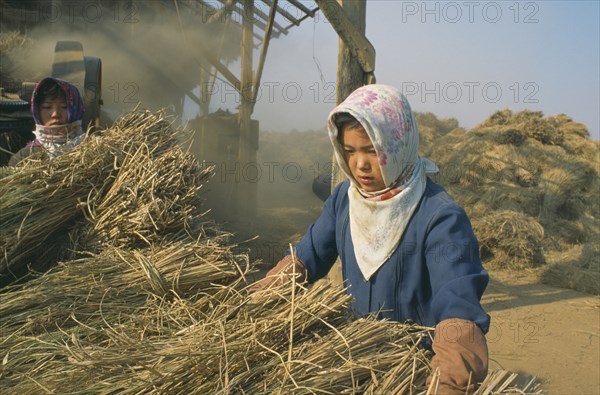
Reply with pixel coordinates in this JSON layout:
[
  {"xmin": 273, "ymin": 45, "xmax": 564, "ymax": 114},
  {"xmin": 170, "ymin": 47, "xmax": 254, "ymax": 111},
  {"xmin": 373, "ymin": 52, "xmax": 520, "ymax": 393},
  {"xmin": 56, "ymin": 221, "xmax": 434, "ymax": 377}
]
[
  {"xmin": 8, "ymin": 77, "xmax": 84, "ymax": 165},
  {"xmin": 250, "ymin": 84, "xmax": 490, "ymax": 394}
]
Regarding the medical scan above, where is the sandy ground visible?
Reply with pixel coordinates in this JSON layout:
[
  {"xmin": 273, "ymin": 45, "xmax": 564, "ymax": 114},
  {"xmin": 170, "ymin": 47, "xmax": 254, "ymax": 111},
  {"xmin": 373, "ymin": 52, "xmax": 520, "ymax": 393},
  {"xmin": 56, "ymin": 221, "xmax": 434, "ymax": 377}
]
[{"xmin": 484, "ymin": 269, "xmax": 600, "ymax": 395}]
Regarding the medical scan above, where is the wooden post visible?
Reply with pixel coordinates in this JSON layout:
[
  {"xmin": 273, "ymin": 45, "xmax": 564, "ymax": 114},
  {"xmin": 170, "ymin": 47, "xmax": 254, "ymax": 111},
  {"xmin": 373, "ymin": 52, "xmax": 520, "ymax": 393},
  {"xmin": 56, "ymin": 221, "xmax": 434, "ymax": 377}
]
[
  {"xmin": 252, "ymin": 0, "xmax": 278, "ymax": 111},
  {"xmin": 201, "ymin": 13, "xmax": 233, "ymax": 115},
  {"xmin": 237, "ymin": 0, "xmax": 256, "ymax": 225},
  {"xmin": 330, "ymin": 0, "xmax": 369, "ymax": 286},
  {"xmin": 335, "ymin": 0, "xmax": 369, "ymax": 103},
  {"xmin": 199, "ymin": 62, "xmax": 211, "ymax": 116}
]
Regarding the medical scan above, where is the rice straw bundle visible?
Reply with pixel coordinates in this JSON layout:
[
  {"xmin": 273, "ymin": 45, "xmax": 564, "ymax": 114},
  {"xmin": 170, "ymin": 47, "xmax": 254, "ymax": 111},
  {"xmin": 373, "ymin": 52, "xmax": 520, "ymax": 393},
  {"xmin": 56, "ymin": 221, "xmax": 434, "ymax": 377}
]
[
  {"xmin": 233, "ymin": 319, "xmax": 431, "ymax": 394},
  {"xmin": 0, "ymin": 240, "xmax": 249, "ymax": 336},
  {"xmin": 542, "ymin": 263, "xmax": 600, "ymax": 295},
  {"xmin": 542, "ymin": 237, "xmax": 600, "ymax": 294},
  {"xmin": 0, "ymin": 137, "xmax": 113, "ymax": 283},
  {"xmin": 0, "ymin": 109, "xmax": 544, "ymax": 394},
  {"xmin": 1, "ymin": 270, "xmax": 541, "ymax": 394},
  {"xmin": 473, "ymin": 210, "xmax": 545, "ymax": 269},
  {"xmin": 0, "ymin": 109, "xmax": 210, "ymax": 285},
  {"xmin": 79, "ymin": 144, "xmax": 211, "ymax": 249}
]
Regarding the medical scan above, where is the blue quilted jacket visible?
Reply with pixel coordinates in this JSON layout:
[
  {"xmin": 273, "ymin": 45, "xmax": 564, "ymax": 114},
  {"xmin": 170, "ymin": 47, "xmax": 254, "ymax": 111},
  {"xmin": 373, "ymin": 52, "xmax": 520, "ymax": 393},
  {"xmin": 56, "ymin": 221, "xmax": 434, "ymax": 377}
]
[{"xmin": 295, "ymin": 179, "xmax": 490, "ymax": 333}]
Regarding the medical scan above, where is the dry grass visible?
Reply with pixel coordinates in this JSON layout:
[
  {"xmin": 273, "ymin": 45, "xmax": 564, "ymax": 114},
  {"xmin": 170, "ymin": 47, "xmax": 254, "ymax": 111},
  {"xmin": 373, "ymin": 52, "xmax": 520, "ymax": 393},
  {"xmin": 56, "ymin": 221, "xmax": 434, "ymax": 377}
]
[
  {"xmin": 424, "ymin": 109, "xmax": 599, "ymax": 292},
  {"xmin": 542, "ymin": 237, "xmax": 600, "ymax": 294},
  {"xmin": 0, "ymin": 109, "xmax": 543, "ymax": 394},
  {"xmin": 473, "ymin": 211, "xmax": 545, "ymax": 269},
  {"xmin": 0, "ymin": 110, "xmax": 213, "ymax": 285}
]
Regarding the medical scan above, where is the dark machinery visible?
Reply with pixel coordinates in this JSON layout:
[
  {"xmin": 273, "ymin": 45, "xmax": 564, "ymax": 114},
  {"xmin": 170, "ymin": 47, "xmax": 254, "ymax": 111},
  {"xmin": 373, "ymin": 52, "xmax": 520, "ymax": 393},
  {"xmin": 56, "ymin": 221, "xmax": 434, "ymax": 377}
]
[
  {"xmin": 0, "ymin": 41, "xmax": 102, "ymax": 165},
  {"xmin": 188, "ymin": 109, "xmax": 259, "ymax": 223}
]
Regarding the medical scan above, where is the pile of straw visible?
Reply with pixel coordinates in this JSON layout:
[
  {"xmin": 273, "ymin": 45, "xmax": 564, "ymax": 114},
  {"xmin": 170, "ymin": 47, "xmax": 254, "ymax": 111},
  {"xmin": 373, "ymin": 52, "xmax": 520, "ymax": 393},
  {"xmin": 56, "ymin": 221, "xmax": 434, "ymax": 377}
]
[
  {"xmin": 474, "ymin": 211, "xmax": 545, "ymax": 269},
  {"xmin": 0, "ymin": 109, "xmax": 541, "ymax": 394},
  {"xmin": 0, "ymin": 252, "xmax": 539, "ymax": 394},
  {"xmin": 0, "ymin": 111, "xmax": 212, "ymax": 284},
  {"xmin": 424, "ymin": 110, "xmax": 599, "ymax": 293}
]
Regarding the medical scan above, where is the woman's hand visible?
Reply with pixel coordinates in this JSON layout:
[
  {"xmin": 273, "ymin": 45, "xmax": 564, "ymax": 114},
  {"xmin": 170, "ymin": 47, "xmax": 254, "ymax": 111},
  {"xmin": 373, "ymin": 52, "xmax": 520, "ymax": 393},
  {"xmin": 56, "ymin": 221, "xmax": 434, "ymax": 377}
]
[{"xmin": 248, "ymin": 255, "xmax": 308, "ymax": 294}]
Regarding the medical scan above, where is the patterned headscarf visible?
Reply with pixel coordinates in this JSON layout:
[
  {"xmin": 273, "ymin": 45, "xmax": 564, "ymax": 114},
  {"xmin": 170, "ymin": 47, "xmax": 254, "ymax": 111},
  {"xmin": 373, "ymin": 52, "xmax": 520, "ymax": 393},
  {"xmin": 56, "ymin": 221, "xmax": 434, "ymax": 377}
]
[
  {"xmin": 29, "ymin": 77, "xmax": 85, "ymax": 154},
  {"xmin": 327, "ymin": 84, "xmax": 437, "ymax": 195},
  {"xmin": 326, "ymin": 84, "xmax": 438, "ymax": 280},
  {"xmin": 31, "ymin": 77, "xmax": 84, "ymax": 125}
]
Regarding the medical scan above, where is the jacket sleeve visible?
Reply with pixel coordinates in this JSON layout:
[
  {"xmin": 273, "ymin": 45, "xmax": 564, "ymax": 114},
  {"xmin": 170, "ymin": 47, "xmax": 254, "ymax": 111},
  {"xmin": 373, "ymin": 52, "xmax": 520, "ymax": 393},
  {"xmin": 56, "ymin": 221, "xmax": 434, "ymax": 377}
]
[
  {"xmin": 424, "ymin": 203, "xmax": 490, "ymax": 333},
  {"xmin": 293, "ymin": 182, "xmax": 345, "ymax": 282}
]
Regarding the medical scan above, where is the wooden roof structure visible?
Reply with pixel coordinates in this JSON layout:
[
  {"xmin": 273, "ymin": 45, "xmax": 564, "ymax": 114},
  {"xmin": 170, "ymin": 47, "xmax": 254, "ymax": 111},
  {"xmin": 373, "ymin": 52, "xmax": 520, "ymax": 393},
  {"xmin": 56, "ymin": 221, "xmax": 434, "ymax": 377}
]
[
  {"xmin": 1, "ymin": 0, "xmax": 376, "ymax": 254},
  {"xmin": 165, "ymin": 0, "xmax": 321, "ymax": 112},
  {"xmin": 171, "ymin": 0, "xmax": 319, "ymax": 38},
  {"xmin": 0, "ymin": 0, "xmax": 375, "ymax": 112}
]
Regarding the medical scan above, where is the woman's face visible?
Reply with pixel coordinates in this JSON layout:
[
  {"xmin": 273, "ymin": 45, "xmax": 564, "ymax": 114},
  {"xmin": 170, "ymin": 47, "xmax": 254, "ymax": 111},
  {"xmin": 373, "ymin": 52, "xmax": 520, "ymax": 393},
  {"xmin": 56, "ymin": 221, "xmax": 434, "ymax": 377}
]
[
  {"xmin": 341, "ymin": 124, "xmax": 386, "ymax": 192},
  {"xmin": 39, "ymin": 96, "xmax": 68, "ymax": 126}
]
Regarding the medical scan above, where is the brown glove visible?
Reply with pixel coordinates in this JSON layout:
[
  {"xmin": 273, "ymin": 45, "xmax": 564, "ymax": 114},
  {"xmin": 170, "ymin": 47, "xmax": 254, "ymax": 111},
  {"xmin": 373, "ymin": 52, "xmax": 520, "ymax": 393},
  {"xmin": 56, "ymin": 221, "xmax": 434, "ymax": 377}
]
[
  {"xmin": 426, "ymin": 318, "xmax": 488, "ymax": 395},
  {"xmin": 248, "ymin": 255, "xmax": 308, "ymax": 294}
]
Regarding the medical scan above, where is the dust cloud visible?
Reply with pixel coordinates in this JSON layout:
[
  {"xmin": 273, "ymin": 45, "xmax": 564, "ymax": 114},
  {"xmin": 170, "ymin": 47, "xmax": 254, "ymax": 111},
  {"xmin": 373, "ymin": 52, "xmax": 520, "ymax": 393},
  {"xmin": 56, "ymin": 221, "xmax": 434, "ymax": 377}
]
[
  {"xmin": 1, "ymin": 0, "xmax": 329, "ymax": 265},
  {"xmin": 2, "ymin": 1, "xmax": 242, "ymax": 121}
]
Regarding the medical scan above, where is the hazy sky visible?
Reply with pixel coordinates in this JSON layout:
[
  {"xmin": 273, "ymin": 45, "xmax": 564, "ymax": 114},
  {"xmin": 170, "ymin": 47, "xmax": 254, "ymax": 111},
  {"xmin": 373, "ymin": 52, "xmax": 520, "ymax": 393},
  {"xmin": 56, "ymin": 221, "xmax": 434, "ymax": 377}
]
[{"xmin": 188, "ymin": 0, "xmax": 599, "ymax": 140}]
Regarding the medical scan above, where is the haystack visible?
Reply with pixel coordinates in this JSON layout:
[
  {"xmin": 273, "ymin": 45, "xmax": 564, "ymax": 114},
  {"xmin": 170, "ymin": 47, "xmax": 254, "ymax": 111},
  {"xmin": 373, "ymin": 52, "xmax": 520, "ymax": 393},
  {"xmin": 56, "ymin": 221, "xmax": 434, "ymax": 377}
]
[
  {"xmin": 473, "ymin": 210, "xmax": 545, "ymax": 269},
  {"xmin": 425, "ymin": 109, "xmax": 599, "ymax": 293},
  {"xmin": 0, "ymin": 111, "xmax": 212, "ymax": 285},
  {"xmin": 0, "ymin": 109, "xmax": 541, "ymax": 394}
]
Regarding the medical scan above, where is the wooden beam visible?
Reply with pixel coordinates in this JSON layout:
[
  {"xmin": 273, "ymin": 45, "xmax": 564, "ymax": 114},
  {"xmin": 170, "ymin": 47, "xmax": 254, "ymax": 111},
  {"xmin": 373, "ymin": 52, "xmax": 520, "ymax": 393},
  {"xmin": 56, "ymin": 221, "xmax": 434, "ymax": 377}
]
[
  {"xmin": 237, "ymin": 0, "xmax": 256, "ymax": 218},
  {"xmin": 179, "ymin": 0, "xmax": 268, "ymax": 41},
  {"xmin": 239, "ymin": 0, "xmax": 254, "ymax": 121},
  {"xmin": 206, "ymin": 0, "xmax": 236, "ymax": 24},
  {"xmin": 213, "ymin": 0, "xmax": 287, "ymax": 36},
  {"xmin": 314, "ymin": 0, "xmax": 376, "ymax": 74},
  {"xmin": 201, "ymin": 13, "xmax": 232, "ymax": 112},
  {"xmin": 192, "ymin": 38, "xmax": 242, "ymax": 90},
  {"xmin": 174, "ymin": 0, "xmax": 241, "ymax": 95},
  {"xmin": 252, "ymin": 0, "xmax": 277, "ymax": 108},
  {"xmin": 199, "ymin": 63, "xmax": 211, "ymax": 114},
  {"xmin": 261, "ymin": 0, "xmax": 299, "ymax": 26},
  {"xmin": 287, "ymin": 0, "xmax": 317, "ymax": 17},
  {"xmin": 283, "ymin": 7, "xmax": 320, "ymax": 31}
]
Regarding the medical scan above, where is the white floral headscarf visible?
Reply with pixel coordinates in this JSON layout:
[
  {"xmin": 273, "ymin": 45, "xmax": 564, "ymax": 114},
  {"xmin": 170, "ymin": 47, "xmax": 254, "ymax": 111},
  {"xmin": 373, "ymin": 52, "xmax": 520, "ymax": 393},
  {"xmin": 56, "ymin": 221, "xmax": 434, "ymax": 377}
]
[
  {"xmin": 327, "ymin": 84, "xmax": 437, "ymax": 193},
  {"xmin": 326, "ymin": 84, "xmax": 438, "ymax": 280}
]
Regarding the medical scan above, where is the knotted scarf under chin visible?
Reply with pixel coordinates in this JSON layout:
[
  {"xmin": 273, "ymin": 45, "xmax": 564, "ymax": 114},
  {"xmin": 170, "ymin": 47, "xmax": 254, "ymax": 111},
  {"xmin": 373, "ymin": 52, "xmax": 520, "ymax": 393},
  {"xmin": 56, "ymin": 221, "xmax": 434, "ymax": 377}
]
[{"xmin": 33, "ymin": 121, "xmax": 84, "ymax": 155}]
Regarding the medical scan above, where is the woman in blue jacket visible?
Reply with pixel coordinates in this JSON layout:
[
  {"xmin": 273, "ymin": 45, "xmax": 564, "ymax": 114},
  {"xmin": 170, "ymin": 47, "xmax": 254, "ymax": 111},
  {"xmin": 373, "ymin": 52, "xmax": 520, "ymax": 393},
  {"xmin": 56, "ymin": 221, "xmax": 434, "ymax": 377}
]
[{"xmin": 251, "ymin": 84, "xmax": 489, "ymax": 394}]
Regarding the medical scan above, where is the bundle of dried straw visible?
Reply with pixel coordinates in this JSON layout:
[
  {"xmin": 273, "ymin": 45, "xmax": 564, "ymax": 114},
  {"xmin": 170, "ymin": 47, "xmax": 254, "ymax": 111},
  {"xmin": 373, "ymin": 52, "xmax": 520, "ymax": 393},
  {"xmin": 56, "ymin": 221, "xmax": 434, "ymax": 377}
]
[
  {"xmin": 0, "ymin": 110, "xmax": 541, "ymax": 394},
  {"xmin": 0, "ymin": 110, "xmax": 212, "ymax": 284}
]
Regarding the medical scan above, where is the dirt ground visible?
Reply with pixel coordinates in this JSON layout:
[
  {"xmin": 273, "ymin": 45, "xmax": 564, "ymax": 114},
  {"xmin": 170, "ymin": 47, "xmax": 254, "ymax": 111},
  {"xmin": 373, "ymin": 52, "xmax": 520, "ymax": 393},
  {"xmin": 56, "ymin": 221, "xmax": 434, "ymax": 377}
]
[{"xmin": 483, "ymin": 269, "xmax": 599, "ymax": 395}]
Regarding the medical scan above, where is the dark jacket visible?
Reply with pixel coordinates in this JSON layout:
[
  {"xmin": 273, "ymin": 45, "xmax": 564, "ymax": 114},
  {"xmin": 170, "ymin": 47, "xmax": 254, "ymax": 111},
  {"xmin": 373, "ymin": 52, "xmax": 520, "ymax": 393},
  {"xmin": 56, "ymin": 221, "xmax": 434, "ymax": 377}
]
[{"xmin": 295, "ymin": 179, "xmax": 490, "ymax": 333}]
